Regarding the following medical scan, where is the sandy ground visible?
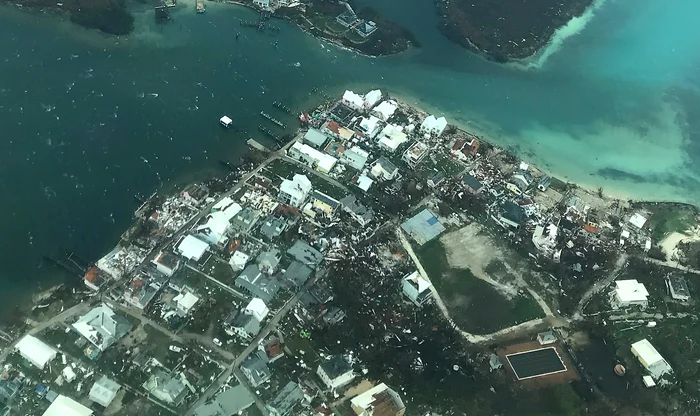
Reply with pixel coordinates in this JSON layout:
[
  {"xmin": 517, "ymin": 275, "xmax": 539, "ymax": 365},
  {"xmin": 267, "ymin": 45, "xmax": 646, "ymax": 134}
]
[
  {"xmin": 440, "ymin": 223, "xmax": 520, "ymax": 298},
  {"xmin": 660, "ymin": 226, "xmax": 700, "ymax": 262},
  {"xmin": 440, "ymin": 223, "xmax": 554, "ymax": 317}
]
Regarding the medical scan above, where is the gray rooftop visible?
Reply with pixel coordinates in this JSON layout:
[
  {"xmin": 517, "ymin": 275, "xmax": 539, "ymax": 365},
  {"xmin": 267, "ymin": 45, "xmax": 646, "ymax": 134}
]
[
  {"xmin": 319, "ymin": 355, "xmax": 353, "ymax": 380},
  {"xmin": 303, "ymin": 128, "xmax": 329, "ymax": 148},
  {"xmin": 287, "ymin": 240, "xmax": 323, "ymax": 268},
  {"xmin": 375, "ymin": 156, "xmax": 398, "ymax": 174},
  {"xmin": 257, "ymin": 249, "xmax": 281, "ymax": 273},
  {"xmin": 241, "ymin": 353, "xmax": 271, "ymax": 386},
  {"xmin": 230, "ymin": 207, "xmax": 260, "ymax": 233},
  {"xmin": 195, "ymin": 384, "xmax": 255, "ymax": 416},
  {"xmin": 259, "ymin": 216, "xmax": 288, "ymax": 240},
  {"xmin": 461, "ymin": 173, "xmax": 483, "ymax": 191},
  {"xmin": 235, "ymin": 264, "xmax": 280, "ymax": 302},
  {"xmin": 232, "ymin": 312, "xmax": 261, "ymax": 336},
  {"xmin": 400, "ymin": 209, "xmax": 446, "ymax": 245},
  {"xmin": 312, "ymin": 190, "xmax": 340, "ymax": 209},
  {"xmin": 283, "ymin": 261, "xmax": 313, "ymax": 287},
  {"xmin": 339, "ymin": 195, "xmax": 374, "ymax": 223},
  {"xmin": 267, "ymin": 381, "xmax": 304, "ymax": 416}
]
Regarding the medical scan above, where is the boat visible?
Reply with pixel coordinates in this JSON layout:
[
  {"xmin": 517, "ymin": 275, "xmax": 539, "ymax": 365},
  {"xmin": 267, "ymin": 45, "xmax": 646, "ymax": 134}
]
[{"xmin": 614, "ymin": 364, "xmax": 626, "ymax": 376}]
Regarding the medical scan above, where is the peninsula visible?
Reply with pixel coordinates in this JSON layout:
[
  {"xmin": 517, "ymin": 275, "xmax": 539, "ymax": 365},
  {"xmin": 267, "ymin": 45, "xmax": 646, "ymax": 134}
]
[
  {"xmin": 0, "ymin": 88, "xmax": 698, "ymax": 416},
  {"xmin": 436, "ymin": 0, "xmax": 595, "ymax": 61}
]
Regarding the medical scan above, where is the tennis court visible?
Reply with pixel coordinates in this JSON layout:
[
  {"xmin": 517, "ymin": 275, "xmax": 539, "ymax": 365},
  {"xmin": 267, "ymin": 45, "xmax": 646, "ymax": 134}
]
[{"xmin": 506, "ymin": 347, "xmax": 567, "ymax": 380}]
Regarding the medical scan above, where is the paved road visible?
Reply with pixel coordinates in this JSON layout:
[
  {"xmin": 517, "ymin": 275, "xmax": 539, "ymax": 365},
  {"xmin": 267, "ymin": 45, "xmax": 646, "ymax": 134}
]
[
  {"xmin": 576, "ymin": 253, "xmax": 628, "ymax": 318},
  {"xmin": 186, "ymin": 274, "xmax": 318, "ymax": 416},
  {"xmin": 184, "ymin": 264, "xmax": 249, "ymax": 301}
]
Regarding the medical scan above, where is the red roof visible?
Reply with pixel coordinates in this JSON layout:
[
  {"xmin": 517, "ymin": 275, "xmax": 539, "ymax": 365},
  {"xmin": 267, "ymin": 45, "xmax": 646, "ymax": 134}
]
[
  {"xmin": 452, "ymin": 139, "xmax": 465, "ymax": 151},
  {"xmin": 325, "ymin": 121, "xmax": 340, "ymax": 134}
]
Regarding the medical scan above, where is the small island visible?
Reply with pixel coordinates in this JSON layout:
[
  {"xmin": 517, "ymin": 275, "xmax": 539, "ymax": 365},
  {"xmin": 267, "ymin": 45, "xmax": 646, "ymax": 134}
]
[
  {"xmin": 436, "ymin": 0, "xmax": 594, "ymax": 62},
  {"xmin": 275, "ymin": 0, "xmax": 419, "ymax": 57}
]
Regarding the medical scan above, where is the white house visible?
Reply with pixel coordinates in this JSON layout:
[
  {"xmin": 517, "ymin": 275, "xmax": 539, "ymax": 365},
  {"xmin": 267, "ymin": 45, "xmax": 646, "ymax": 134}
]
[
  {"xmin": 358, "ymin": 116, "xmax": 382, "ymax": 139},
  {"xmin": 151, "ymin": 251, "xmax": 181, "ymax": 277},
  {"xmin": 176, "ymin": 235, "xmax": 209, "ymax": 262},
  {"xmin": 370, "ymin": 157, "xmax": 398, "ymax": 181},
  {"xmin": 342, "ymin": 90, "xmax": 365, "ymax": 111},
  {"xmin": 173, "ymin": 291, "xmax": 200, "ymax": 316},
  {"xmin": 278, "ymin": 173, "xmax": 312, "ymax": 207},
  {"xmin": 196, "ymin": 200, "xmax": 242, "ymax": 247},
  {"xmin": 317, "ymin": 355, "xmax": 355, "ymax": 390},
  {"xmin": 89, "ymin": 376, "xmax": 121, "ymax": 408},
  {"xmin": 613, "ymin": 279, "xmax": 649, "ymax": 308},
  {"xmin": 631, "ymin": 339, "xmax": 673, "ymax": 380},
  {"xmin": 15, "ymin": 335, "xmax": 57, "ymax": 370},
  {"xmin": 288, "ymin": 142, "xmax": 338, "ymax": 174},
  {"xmin": 43, "ymin": 395, "xmax": 94, "ymax": 416},
  {"xmin": 229, "ymin": 250, "xmax": 250, "ymax": 272},
  {"xmin": 420, "ymin": 115, "xmax": 448, "ymax": 137},
  {"xmin": 363, "ymin": 89, "xmax": 382, "ymax": 109},
  {"xmin": 245, "ymin": 298, "xmax": 270, "ymax": 322},
  {"xmin": 401, "ymin": 271, "xmax": 432, "ymax": 306},
  {"xmin": 339, "ymin": 146, "xmax": 369, "ymax": 170},
  {"xmin": 350, "ymin": 383, "xmax": 405, "ymax": 416},
  {"xmin": 72, "ymin": 304, "xmax": 132, "ymax": 352},
  {"xmin": 377, "ymin": 124, "xmax": 408, "ymax": 153},
  {"xmin": 371, "ymin": 100, "xmax": 398, "ymax": 121}
]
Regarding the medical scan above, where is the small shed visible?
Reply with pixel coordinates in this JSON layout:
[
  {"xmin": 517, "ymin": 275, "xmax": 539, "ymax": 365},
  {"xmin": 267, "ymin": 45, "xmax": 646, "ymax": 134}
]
[
  {"xmin": 537, "ymin": 331, "xmax": 557, "ymax": 345},
  {"xmin": 220, "ymin": 116, "xmax": 233, "ymax": 128}
]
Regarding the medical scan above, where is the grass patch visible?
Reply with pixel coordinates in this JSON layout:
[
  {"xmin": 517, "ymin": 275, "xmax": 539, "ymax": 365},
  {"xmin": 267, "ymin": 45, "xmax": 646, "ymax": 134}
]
[
  {"xmin": 645, "ymin": 203, "xmax": 697, "ymax": 242},
  {"xmin": 418, "ymin": 240, "xmax": 543, "ymax": 334}
]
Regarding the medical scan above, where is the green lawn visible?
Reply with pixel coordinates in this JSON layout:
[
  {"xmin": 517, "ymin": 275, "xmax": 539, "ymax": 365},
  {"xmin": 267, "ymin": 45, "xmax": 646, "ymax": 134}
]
[{"xmin": 418, "ymin": 240, "xmax": 544, "ymax": 334}]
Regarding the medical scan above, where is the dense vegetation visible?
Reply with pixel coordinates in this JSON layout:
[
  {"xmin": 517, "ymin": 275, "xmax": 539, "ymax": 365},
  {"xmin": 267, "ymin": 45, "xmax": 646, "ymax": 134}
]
[{"xmin": 436, "ymin": 0, "xmax": 593, "ymax": 61}]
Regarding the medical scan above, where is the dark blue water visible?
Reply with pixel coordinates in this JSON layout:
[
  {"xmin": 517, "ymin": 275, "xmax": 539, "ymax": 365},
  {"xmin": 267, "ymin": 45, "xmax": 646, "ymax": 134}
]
[{"xmin": 0, "ymin": 0, "xmax": 699, "ymax": 305}]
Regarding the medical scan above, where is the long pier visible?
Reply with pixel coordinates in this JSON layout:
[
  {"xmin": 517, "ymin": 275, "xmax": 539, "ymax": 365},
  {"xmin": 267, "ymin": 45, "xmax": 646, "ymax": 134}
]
[
  {"xmin": 272, "ymin": 101, "xmax": 292, "ymax": 114},
  {"xmin": 260, "ymin": 111, "xmax": 287, "ymax": 129}
]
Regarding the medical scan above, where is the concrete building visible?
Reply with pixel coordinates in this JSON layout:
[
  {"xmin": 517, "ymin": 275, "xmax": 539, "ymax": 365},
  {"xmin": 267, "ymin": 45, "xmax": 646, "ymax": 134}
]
[
  {"xmin": 317, "ymin": 355, "xmax": 355, "ymax": 390},
  {"xmin": 15, "ymin": 335, "xmax": 57, "ymax": 370},
  {"xmin": 377, "ymin": 124, "xmax": 408, "ymax": 153},
  {"xmin": 401, "ymin": 271, "xmax": 432, "ymax": 306},
  {"xmin": 420, "ymin": 115, "xmax": 448, "ymax": 137},
  {"xmin": 83, "ymin": 266, "xmax": 110, "ymax": 291},
  {"xmin": 89, "ymin": 376, "xmax": 121, "ymax": 408},
  {"xmin": 259, "ymin": 216, "xmax": 288, "ymax": 240},
  {"xmin": 72, "ymin": 304, "xmax": 132, "ymax": 352},
  {"xmin": 43, "ymin": 395, "xmax": 93, "ymax": 416},
  {"xmin": 176, "ymin": 235, "xmax": 209, "ymax": 262},
  {"xmin": 339, "ymin": 146, "xmax": 369, "ymax": 170},
  {"xmin": 245, "ymin": 298, "xmax": 270, "ymax": 322},
  {"xmin": 350, "ymin": 383, "xmax": 405, "ymax": 416},
  {"xmin": 226, "ymin": 310, "xmax": 261, "ymax": 340},
  {"xmin": 235, "ymin": 264, "xmax": 281, "ymax": 302},
  {"xmin": 302, "ymin": 128, "xmax": 330, "ymax": 148},
  {"xmin": 283, "ymin": 261, "xmax": 313, "ymax": 287},
  {"xmin": 402, "ymin": 141, "xmax": 429, "ymax": 168},
  {"xmin": 241, "ymin": 353, "xmax": 271, "ymax": 387},
  {"xmin": 173, "ymin": 291, "xmax": 200, "ymax": 316},
  {"xmin": 339, "ymin": 195, "xmax": 374, "ymax": 226},
  {"xmin": 229, "ymin": 250, "xmax": 250, "ymax": 272},
  {"xmin": 631, "ymin": 339, "xmax": 673, "ymax": 380},
  {"xmin": 257, "ymin": 249, "xmax": 281, "ymax": 274},
  {"xmin": 230, "ymin": 207, "xmax": 261, "ymax": 235},
  {"xmin": 537, "ymin": 331, "xmax": 556, "ymax": 345},
  {"xmin": 266, "ymin": 381, "xmax": 305, "ymax": 416},
  {"xmin": 311, "ymin": 190, "xmax": 340, "ymax": 215},
  {"xmin": 461, "ymin": 173, "xmax": 484, "ymax": 194},
  {"xmin": 152, "ymin": 251, "xmax": 180, "ymax": 277},
  {"xmin": 614, "ymin": 280, "xmax": 649, "ymax": 308},
  {"xmin": 196, "ymin": 199, "xmax": 242, "ymax": 247},
  {"xmin": 336, "ymin": 10, "xmax": 360, "ymax": 28},
  {"xmin": 194, "ymin": 384, "xmax": 255, "ymax": 416},
  {"xmin": 370, "ymin": 157, "xmax": 398, "ymax": 181},
  {"xmin": 363, "ymin": 89, "xmax": 382, "ymax": 109},
  {"xmin": 342, "ymin": 90, "xmax": 365, "ymax": 111},
  {"xmin": 371, "ymin": 100, "xmax": 398, "ymax": 121},
  {"xmin": 144, "ymin": 371, "xmax": 188, "ymax": 405},
  {"xmin": 355, "ymin": 21, "xmax": 378, "ymax": 38},
  {"xmin": 401, "ymin": 209, "xmax": 446, "ymax": 245},
  {"xmin": 358, "ymin": 116, "xmax": 382, "ymax": 139},
  {"xmin": 278, "ymin": 173, "xmax": 312, "ymax": 207},
  {"xmin": 287, "ymin": 240, "xmax": 323, "ymax": 268}
]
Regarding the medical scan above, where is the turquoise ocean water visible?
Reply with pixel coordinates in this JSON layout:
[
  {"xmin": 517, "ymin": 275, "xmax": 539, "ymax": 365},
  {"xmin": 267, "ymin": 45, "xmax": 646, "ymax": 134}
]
[{"xmin": 0, "ymin": 0, "xmax": 699, "ymax": 305}]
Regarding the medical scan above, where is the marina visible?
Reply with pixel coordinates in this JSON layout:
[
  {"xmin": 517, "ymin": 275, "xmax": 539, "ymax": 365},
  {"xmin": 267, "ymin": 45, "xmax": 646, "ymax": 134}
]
[{"xmin": 272, "ymin": 101, "xmax": 293, "ymax": 114}]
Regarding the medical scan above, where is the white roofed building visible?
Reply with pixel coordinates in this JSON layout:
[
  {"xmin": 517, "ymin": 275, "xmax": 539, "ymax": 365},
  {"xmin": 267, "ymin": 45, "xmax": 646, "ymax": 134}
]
[
  {"xmin": 402, "ymin": 141, "xmax": 430, "ymax": 168},
  {"xmin": 350, "ymin": 383, "xmax": 405, "ymax": 416},
  {"xmin": 15, "ymin": 335, "xmax": 57, "ymax": 370},
  {"xmin": 244, "ymin": 298, "xmax": 269, "ymax": 322},
  {"xmin": 43, "ymin": 395, "xmax": 94, "ymax": 416},
  {"xmin": 358, "ymin": 116, "xmax": 382, "ymax": 139},
  {"xmin": 631, "ymin": 339, "xmax": 673, "ymax": 380},
  {"xmin": 177, "ymin": 235, "xmax": 209, "ymax": 262},
  {"xmin": 196, "ymin": 200, "xmax": 242, "ymax": 247},
  {"xmin": 72, "ymin": 304, "xmax": 132, "ymax": 352},
  {"xmin": 89, "ymin": 376, "xmax": 121, "ymax": 408},
  {"xmin": 229, "ymin": 251, "xmax": 250, "ymax": 272},
  {"xmin": 377, "ymin": 124, "xmax": 408, "ymax": 153},
  {"xmin": 420, "ymin": 115, "xmax": 448, "ymax": 137},
  {"xmin": 288, "ymin": 142, "xmax": 338, "ymax": 174},
  {"xmin": 363, "ymin": 89, "xmax": 382, "ymax": 109},
  {"xmin": 613, "ymin": 279, "xmax": 649, "ymax": 308},
  {"xmin": 278, "ymin": 173, "xmax": 312, "ymax": 207},
  {"xmin": 342, "ymin": 90, "xmax": 365, "ymax": 111},
  {"xmin": 371, "ymin": 100, "xmax": 398, "ymax": 121},
  {"xmin": 173, "ymin": 291, "xmax": 200, "ymax": 316},
  {"xmin": 339, "ymin": 146, "xmax": 369, "ymax": 170},
  {"xmin": 401, "ymin": 271, "xmax": 433, "ymax": 306}
]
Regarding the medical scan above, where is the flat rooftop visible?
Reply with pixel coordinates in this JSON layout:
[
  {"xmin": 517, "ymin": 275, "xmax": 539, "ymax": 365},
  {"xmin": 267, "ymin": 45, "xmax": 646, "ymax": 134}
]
[{"xmin": 506, "ymin": 347, "xmax": 567, "ymax": 380}]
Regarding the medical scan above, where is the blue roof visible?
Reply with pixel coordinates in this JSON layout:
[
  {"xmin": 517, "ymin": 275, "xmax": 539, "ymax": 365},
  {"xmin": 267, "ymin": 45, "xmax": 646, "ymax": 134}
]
[{"xmin": 427, "ymin": 216, "xmax": 438, "ymax": 225}]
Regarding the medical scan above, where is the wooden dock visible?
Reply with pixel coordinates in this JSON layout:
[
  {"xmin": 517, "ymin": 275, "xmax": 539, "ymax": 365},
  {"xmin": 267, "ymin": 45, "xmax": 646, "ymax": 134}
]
[{"xmin": 247, "ymin": 139, "xmax": 270, "ymax": 152}]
